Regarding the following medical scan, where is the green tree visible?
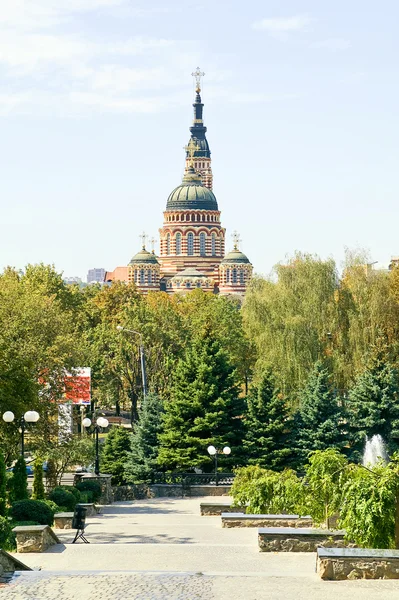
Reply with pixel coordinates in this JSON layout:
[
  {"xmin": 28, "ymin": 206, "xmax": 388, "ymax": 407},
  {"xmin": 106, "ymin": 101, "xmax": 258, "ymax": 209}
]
[
  {"xmin": 295, "ymin": 362, "xmax": 345, "ymax": 465},
  {"xmin": 243, "ymin": 370, "xmax": 291, "ymax": 470},
  {"xmin": 302, "ymin": 449, "xmax": 348, "ymax": 528},
  {"xmin": 43, "ymin": 436, "xmax": 95, "ymax": 486},
  {"xmin": 10, "ymin": 456, "xmax": 28, "ymax": 502},
  {"xmin": 158, "ymin": 331, "xmax": 245, "ymax": 471},
  {"xmin": 347, "ymin": 348, "xmax": 399, "ymax": 459},
  {"xmin": 125, "ymin": 393, "xmax": 164, "ymax": 484},
  {"xmin": 32, "ymin": 457, "xmax": 45, "ymax": 500},
  {"xmin": 101, "ymin": 427, "xmax": 132, "ymax": 485},
  {"xmin": 0, "ymin": 452, "xmax": 7, "ymax": 516}
]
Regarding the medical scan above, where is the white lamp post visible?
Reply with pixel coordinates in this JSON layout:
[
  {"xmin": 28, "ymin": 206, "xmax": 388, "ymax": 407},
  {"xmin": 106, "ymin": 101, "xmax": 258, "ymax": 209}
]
[
  {"xmin": 207, "ymin": 445, "xmax": 231, "ymax": 486},
  {"xmin": 2, "ymin": 410, "xmax": 40, "ymax": 457},
  {"xmin": 82, "ymin": 416, "xmax": 109, "ymax": 475}
]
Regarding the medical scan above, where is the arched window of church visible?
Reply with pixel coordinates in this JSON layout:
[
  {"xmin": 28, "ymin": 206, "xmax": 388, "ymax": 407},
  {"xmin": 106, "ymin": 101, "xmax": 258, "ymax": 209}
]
[
  {"xmin": 148, "ymin": 270, "xmax": 152, "ymax": 284},
  {"xmin": 232, "ymin": 268, "xmax": 238, "ymax": 284},
  {"xmin": 240, "ymin": 270, "xmax": 245, "ymax": 285},
  {"xmin": 140, "ymin": 269, "xmax": 145, "ymax": 284},
  {"xmin": 134, "ymin": 270, "xmax": 138, "ymax": 283},
  {"xmin": 211, "ymin": 233, "xmax": 216, "ymax": 256},
  {"xmin": 196, "ymin": 281, "xmax": 201, "ymax": 288},
  {"xmin": 200, "ymin": 232, "xmax": 206, "ymax": 256},
  {"xmin": 175, "ymin": 233, "xmax": 181, "ymax": 255},
  {"xmin": 187, "ymin": 232, "xmax": 194, "ymax": 256},
  {"xmin": 186, "ymin": 281, "xmax": 191, "ymax": 288},
  {"xmin": 166, "ymin": 233, "xmax": 170, "ymax": 255},
  {"xmin": 226, "ymin": 269, "xmax": 230, "ymax": 283}
]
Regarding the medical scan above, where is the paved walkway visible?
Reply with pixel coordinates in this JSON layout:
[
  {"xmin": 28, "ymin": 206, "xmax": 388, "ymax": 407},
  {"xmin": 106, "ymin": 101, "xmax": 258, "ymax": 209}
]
[{"xmin": 2, "ymin": 497, "xmax": 399, "ymax": 599}]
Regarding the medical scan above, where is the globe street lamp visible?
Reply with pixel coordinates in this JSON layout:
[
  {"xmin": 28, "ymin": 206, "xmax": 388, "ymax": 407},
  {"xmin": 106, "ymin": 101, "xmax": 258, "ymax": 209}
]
[
  {"xmin": 82, "ymin": 416, "xmax": 109, "ymax": 476},
  {"xmin": 207, "ymin": 445, "xmax": 231, "ymax": 486},
  {"xmin": 2, "ymin": 410, "xmax": 40, "ymax": 457}
]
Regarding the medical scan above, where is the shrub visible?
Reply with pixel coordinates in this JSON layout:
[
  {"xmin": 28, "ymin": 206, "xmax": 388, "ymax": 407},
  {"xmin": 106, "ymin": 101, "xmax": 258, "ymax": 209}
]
[
  {"xmin": 11, "ymin": 500, "xmax": 53, "ymax": 526},
  {"xmin": 43, "ymin": 500, "xmax": 60, "ymax": 515},
  {"xmin": 0, "ymin": 515, "xmax": 12, "ymax": 547},
  {"xmin": 48, "ymin": 488, "xmax": 77, "ymax": 511},
  {"xmin": 10, "ymin": 456, "xmax": 28, "ymax": 502},
  {"xmin": 58, "ymin": 486, "xmax": 81, "ymax": 502},
  {"xmin": 32, "ymin": 457, "xmax": 45, "ymax": 500},
  {"xmin": 76, "ymin": 480, "xmax": 101, "ymax": 502}
]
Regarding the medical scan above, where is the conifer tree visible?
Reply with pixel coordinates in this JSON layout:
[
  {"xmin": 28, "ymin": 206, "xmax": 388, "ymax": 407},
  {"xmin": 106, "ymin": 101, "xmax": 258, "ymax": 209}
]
[
  {"xmin": 0, "ymin": 452, "xmax": 7, "ymax": 516},
  {"xmin": 243, "ymin": 370, "xmax": 292, "ymax": 470},
  {"xmin": 10, "ymin": 456, "xmax": 28, "ymax": 502},
  {"xmin": 347, "ymin": 349, "xmax": 399, "ymax": 459},
  {"xmin": 32, "ymin": 457, "xmax": 45, "ymax": 500},
  {"xmin": 101, "ymin": 427, "xmax": 132, "ymax": 485},
  {"xmin": 125, "ymin": 392, "xmax": 164, "ymax": 484},
  {"xmin": 158, "ymin": 330, "xmax": 244, "ymax": 471},
  {"xmin": 295, "ymin": 362, "xmax": 345, "ymax": 465}
]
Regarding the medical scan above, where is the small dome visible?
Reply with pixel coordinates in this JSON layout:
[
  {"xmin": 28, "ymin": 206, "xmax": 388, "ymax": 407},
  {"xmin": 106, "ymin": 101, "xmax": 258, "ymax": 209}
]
[
  {"xmin": 221, "ymin": 248, "xmax": 251, "ymax": 265},
  {"xmin": 129, "ymin": 248, "xmax": 159, "ymax": 265},
  {"xmin": 166, "ymin": 167, "xmax": 218, "ymax": 211},
  {"xmin": 171, "ymin": 267, "xmax": 208, "ymax": 281}
]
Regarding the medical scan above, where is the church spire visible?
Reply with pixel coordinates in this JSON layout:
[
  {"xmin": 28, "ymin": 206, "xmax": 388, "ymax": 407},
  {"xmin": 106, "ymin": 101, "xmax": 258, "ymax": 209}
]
[{"xmin": 185, "ymin": 67, "xmax": 213, "ymax": 190}]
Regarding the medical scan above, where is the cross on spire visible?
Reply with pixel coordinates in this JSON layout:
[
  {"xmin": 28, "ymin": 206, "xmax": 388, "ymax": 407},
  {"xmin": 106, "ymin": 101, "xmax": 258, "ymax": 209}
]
[
  {"xmin": 191, "ymin": 67, "xmax": 205, "ymax": 93},
  {"xmin": 232, "ymin": 231, "xmax": 241, "ymax": 250},
  {"xmin": 150, "ymin": 237, "xmax": 156, "ymax": 254},
  {"xmin": 184, "ymin": 138, "xmax": 201, "ymax": 166},
  {"xmin": 139, "ymin": 231, "xmax": 148, "ymax": 249}
]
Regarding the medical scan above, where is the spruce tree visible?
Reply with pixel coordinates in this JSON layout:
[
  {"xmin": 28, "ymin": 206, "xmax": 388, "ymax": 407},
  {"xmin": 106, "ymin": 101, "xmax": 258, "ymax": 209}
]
[
  {"xmin": 32, "ymin": 457, "xmax": 45, "ymax": 500},
  {"xmin": 347, "ymin": 351, "xmax": 399, "ymax": 459},
  {"xmin": 158, "ymin": 330, "xmax": 244, "ymax": 471},
  {"xmin": 0, "ymin": 452, "xmax": 7, "ymax": 516},
  {"xmin": 101, "ymin": 427, "xmax": 132, "ymax": 485},
  {"xmin": 125, "ymin": 392, "xmax": 164, "ymax": 484},
  {"xmin": 295, "ymin": 362, "xmax": 345, "ymax": 465},
  {"xmin": 10, "ymin": 456, "xmax": 28, "ymax": 502},
  {"xmin": 243, "ymin": 370, "xmax": 292, "ymax": 470}
]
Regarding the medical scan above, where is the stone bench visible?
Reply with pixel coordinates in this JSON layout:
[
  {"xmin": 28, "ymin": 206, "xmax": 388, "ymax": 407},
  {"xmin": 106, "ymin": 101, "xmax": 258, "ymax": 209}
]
[
  {"xmin": 200, "ymin": 503, "xmax": 243, "ymax": 516},
  {"xmin": 317, "ymin": 547, "xmax": 399, "ymax": 580},
  {"xmin": 258, "ymin": 527, "xmax": 348, "ymax": 552},
  {"xmin": 12, "ymin": 525, "xmax": 61, "ymax": 553},
  {"xmin": 0, "ymin": 549, "xmax": 32, "ymax": 583},
  {"xmin": 54, "ymin": 512, "xmax": 74, "ymax": 529},
  {"xmin": 222, "ymin": 513, "xmax": 313, "ymax": 528}
]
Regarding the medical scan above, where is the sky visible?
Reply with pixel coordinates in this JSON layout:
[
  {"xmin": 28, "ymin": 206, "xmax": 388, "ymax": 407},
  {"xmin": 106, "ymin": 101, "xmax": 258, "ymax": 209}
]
[{"xmin": 1, "ymin": 0, "xmax": 398, "ymax": 280}]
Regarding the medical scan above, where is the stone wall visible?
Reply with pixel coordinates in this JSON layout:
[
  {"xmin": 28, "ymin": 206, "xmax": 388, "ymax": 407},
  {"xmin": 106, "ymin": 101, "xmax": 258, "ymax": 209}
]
[
  {"xmin": 223, "ymin": 516, "xmax": 313, "ymax": 528},
  {"xmin": 54, "ymin": 513, "xmax": 73, "ymax": 529},
  {"xmin": 318, "ymin": 556, "xmax": 399, "ymax": 580},
  {"xmin": 258, "ymin": 530, "xmax": 348, "ymax": 553},
  {"xmin": 112, "ymin": 484, "xmax": 231, "ymax": 501},
  {"xmin": 0, "ymin": 549, "xmax": 31, "ymax": 583},
  {"xmin": 200, "ymin": 504, "xmax": 242, "ymax": 516}
]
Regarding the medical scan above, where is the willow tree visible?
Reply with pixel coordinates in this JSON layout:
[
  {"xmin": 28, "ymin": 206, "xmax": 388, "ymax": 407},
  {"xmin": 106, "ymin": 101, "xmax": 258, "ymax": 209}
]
[{"xmin": 243, "ymin": 253, "xmax": 339, "ymax": 402}]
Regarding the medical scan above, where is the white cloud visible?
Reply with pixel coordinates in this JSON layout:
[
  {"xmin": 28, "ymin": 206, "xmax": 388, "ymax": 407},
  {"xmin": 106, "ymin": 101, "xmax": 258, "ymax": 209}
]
[
  {"xmin": 310, "ymin": 38, "xmax": 351, "ymax": 51},
  {"xmin": 252, "ymin": 15, "xmax": 313, "ymax": 33}
]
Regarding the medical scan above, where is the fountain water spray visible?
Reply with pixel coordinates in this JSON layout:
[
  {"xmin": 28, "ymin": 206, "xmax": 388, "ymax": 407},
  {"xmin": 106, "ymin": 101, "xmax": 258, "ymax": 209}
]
[{"xmin": 362, "ymin": 434, "xmax": 388, "ymax": 467}]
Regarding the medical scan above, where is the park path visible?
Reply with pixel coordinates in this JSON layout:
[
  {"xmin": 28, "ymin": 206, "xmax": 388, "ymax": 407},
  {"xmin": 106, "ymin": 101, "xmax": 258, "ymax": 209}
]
[{"xmin": 2, "ymin": 496, "xmax": 399, "ymax": 599}]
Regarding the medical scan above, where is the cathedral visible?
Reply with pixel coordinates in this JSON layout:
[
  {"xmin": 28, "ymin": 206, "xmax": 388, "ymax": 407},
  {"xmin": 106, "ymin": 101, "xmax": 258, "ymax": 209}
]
[{"xmin": 105, "ymin": 69, "xmax": 253, "ymax": 296}]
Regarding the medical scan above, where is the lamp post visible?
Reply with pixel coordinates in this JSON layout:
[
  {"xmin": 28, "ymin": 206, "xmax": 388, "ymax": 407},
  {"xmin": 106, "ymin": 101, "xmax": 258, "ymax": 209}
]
[
  {"xmin": 82, "ymin": 416, "xmax": 109, "ymax": 476},
  {"xmin": 207, "ymin": 445, "xmax": 231, "ymax": 486},
  {"xmin": 2, "ymin": 410, "xmax": 40, "ymax": 457},
  {"xmin": 116, "ymin": 326, "xmax": 147, "ymax": 398}
]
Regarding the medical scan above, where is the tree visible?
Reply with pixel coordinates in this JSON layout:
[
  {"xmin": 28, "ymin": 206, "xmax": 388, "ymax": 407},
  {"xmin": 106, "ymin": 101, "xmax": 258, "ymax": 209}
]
[
  {"xmin": 10, "ymin": 456, "xmax": 28, "ymax": 502},
  {"xmin": 347, "ymin": 346, "xmax": 399, "ymax": 460},
  {"xmin": 158, "ymin": 330, "xmax": 245, "ymax": 471},
  {"xmin": 32, "ymin": 457, "xmax": 45, "ymax": 500},
  {"xmin": 125, "ymin": 393, "xmax": 164, "ymax": 484},
  {"xmin": 0, "ymin": 452, "xmax": 7, "ymax": 516},
  {"xmin": 302, "ymin": 449, "xmax": 348, "ymax": 528},
  {"xmin": 294, "ymin": 362, "xmax": 346, "ymax": 465},
  {"xmin": 101, "ymin": 427, "xmax": 132, "ymax": 485},
  {"xmin": 43, "ymin": 436, "xmax": 95, "ymax": 485},
  {"xmin": 243, "ymin": 370, "xmax": 292, "ymax": 470},
  {"xmin": 340, "ymin": 456, "xmax": 399, "ymax": 549}
]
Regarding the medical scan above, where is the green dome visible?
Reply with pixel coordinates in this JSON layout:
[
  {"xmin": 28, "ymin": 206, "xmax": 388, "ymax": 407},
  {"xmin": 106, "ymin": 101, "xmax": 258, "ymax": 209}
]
[
  {"xmin": 129, "ymin": 248, "xmax": 159, "ymax": 265},
  {"xmin": 166, "ymin": 167, "xmax": 218, "ymax": 211},
  {"xmin": 221, "ymin": 248, "xmax": 251, "ymax": 265}
]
